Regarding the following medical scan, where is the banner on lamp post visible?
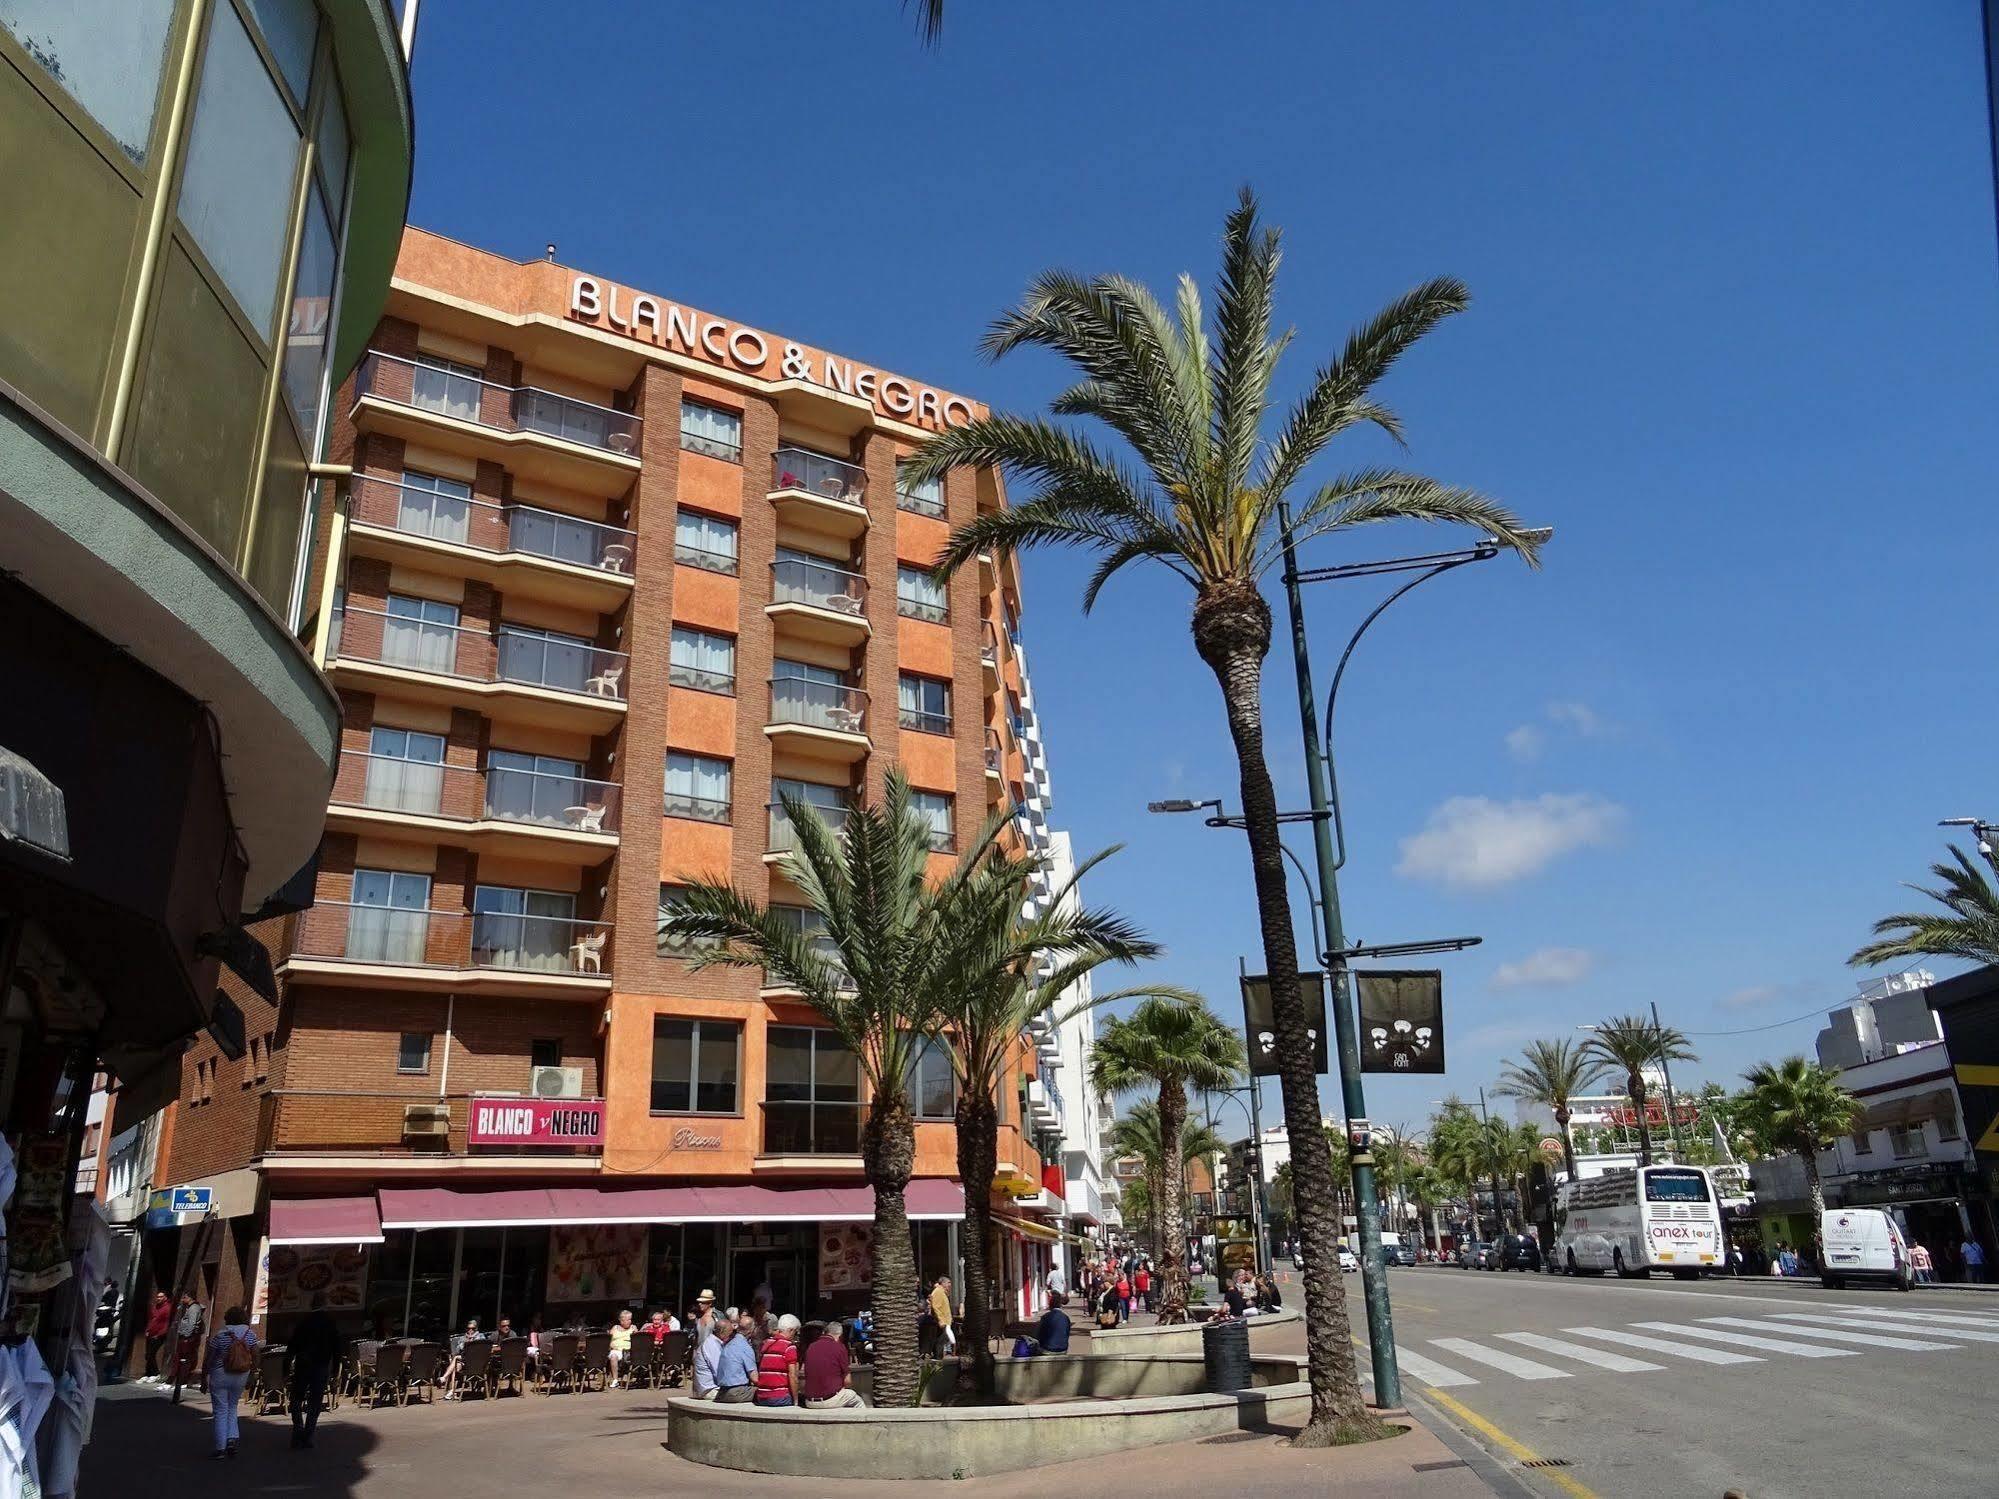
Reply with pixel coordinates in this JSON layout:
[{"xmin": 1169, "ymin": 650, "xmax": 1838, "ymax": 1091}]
[
  {"xmin": 1356, "ymin": 970, "xmax": 1445, "ymax": 1074},
  {"xmin": 1239, "ymin": 972, "xmax": 1330, "ymax": 1077}
]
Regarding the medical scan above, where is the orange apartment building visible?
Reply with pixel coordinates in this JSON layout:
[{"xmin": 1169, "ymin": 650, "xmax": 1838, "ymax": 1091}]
[{"xmin": 152, "ymin": 229, "xmax": 1063, "ymax": 1339}]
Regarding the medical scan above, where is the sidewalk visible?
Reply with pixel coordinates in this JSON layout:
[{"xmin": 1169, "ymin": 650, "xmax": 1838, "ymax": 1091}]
[{"xmin": 82, "ymin": 1371, "xmax": 1501, "ymax": 1499}]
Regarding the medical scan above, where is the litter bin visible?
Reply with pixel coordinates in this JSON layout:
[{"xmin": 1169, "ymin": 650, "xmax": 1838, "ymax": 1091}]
[{"xmin": 1201, "ymin": 1316, "xmax": 1252, "ymax": 1393}]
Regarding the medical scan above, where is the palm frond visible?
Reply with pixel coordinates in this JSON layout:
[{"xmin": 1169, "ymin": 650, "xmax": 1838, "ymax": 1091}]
[
  {"xmin": 1268, "ymin": 470, "xmax": 1542, "ymax": 576},
  {"xmin": 1849, "ymin": 846, "xmax": 1999, "ymax": 970},
  {"xmin": 1208, "ymin": 187, "xmax": 1285, "ymax": 539}
]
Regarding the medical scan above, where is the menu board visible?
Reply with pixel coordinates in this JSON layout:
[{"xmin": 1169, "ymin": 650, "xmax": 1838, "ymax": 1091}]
[
  {"xmin": 546, "ymin": 1223, "xmax": 646, "ymax": 1303},
  {"xmin": 266, "ymin": 1243, "xmax": 370, "ymax": 1315},
  {"xmin": 818, "ymin": 1223, "xmax": 873, "ymax": 1294}
]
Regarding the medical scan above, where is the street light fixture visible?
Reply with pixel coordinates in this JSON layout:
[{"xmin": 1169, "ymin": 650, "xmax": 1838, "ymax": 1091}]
[{"xmin": 1940, "ymin": 816, "xmax": 1998, "ymax": 856}]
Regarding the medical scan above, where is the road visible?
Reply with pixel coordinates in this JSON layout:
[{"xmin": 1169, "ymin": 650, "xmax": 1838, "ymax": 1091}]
[{"xmin": 1314, "ymin": 1261, "xmax": 1991, "ymax": 1497}]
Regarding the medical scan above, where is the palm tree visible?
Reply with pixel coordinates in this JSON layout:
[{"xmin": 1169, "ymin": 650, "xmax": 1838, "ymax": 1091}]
[
  {"xmin": 1493, "ymin": 1039, "xmax": 1608, "ymax": 1181},
  {"xmin": 1117, "ymin": 1176, "xmax": 1156, "ymax": 1252},
  {"xmin": 1106, "ymin": 1104, "xmax": 1222, "ymax": 1266},
  {"xmin": 1850, "ymin": 844, "xmax": 1999, "ymax": 969},
  {"xmin": 906, "ymin": 0, "xmax": 944, "ymax": 45},
  {"xmin": 924, "ymin": 829, "xmax": 1181, "ymax": 1395},
  {"xmin": 1426, "ymin": 1100, "xmax": 1486, "ymax": 1239},
  {"xmin": 1581, "ymin": 1015, "xmax": 1697, "ymax": 1167},
  {"xmin": 1268, "ymin": 1159, "xmax": 1296, "ymax": 1238},
  {"xmin": 1090, "ymin": 998, "xmax": 1245, "ymax": 1320},
  {"xmin": 660, "ymin": 771, "xmax": 946, "ymax": 1407},
  {"xmin": 1404, "ymin": 1163, "xmax": 1451, "ymax": 1251},
  {"xmin": 906, "ymin": 193, "xmax": 1536, "ymax": 1443},
  {"xmin": 1738, "ymin": 1058, "xmax": 1859, "ymax": 1229}
]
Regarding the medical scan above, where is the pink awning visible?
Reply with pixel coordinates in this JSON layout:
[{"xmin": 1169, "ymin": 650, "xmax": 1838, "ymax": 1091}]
[
  {"xmin": 904, "ymin": 1179, "xmax": 966, "ymax": 1221},
  {"xmin": 268, "ymin": 1196, "xmax": 384, "ymax": 1246},
  {"xmin": 374, "ymin": 1180, "xmax": 966, "ymax": 1230}
]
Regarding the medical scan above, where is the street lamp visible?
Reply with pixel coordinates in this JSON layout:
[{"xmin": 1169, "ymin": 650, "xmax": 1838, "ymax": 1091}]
[
  {"xmin": 1274, "ymin": 507, "xmax": 1551, "ymax": 1410},
  {"xmin": 1940, "ymin": 816, "xmax": 1999, "ymax": 856}
]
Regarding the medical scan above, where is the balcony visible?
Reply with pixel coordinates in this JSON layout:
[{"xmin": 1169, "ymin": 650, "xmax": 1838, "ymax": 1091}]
[
  {"xmin": 330, "ymin": 605, "xmax": 628, "ymax": 733},
  {"xmin": 769, "ymin": 448, "xmax": 869, "ymax": 541},
  {"xmin": 766, "ymin": 558, "xmax": 870, "ymax": 646},
  {"xmin": 346, "ymin": 475, "xmax": 635, "ymax": 611},
  {"xmin": 327, "ymin": 752, "xmax": 620, "ymax": 858},
  {"xmin": 765, "ymin": 676, "xmax": 869, "ymax": 761},
  {"xmin": 980, "ymin": 619, "xmax": 1002, "ymax": 686},
  {"xmin": 258, "ymin": 1091, "xmax": 603, "ymax": 1166},
  {"xmin": 766, "ymin": 800, "xmax": 853, "ymax": 861},
  {"xmin": 984, "ymin": 728, "xmax": 1003, "ymax": 780},
  {"xmin": 759, "ymin": 934, "xmax": 855, "ymax": 996},
  {"xmin": 758, "ymin": 1100, "xmax": 864, "ymax": 1164},
  {"xmin": 283, "ymin": 902, "xmax": 614, "ymax": 995},
  {"xmin": 351, "ymin": 351, "xmax": 641, "ymax": 496}
]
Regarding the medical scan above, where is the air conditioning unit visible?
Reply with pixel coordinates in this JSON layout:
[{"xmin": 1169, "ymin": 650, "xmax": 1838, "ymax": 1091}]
[
  {"xmin": 532, "ymin": 1066, "xmax": 585, "ymax": 1099},
  {"xmin": 402, "ymin": 1103, "xmax": 450, "ymax": 1139}
]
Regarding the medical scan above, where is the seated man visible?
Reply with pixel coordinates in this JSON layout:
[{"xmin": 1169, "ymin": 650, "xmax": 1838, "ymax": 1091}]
[
  {"xmin": 1033, "ymin": 1294, "xmax": 1071, "ymax": 1356},
  {"xmin": 801, "ymin": 1321, "xmax": 866, "ymax": 1408},
  {"xmin": 691, "ymin": 1309, "xmax": 737, "ymax": 1400},
  {"xmin": 713, "ymin": 1310, "xmax": 758, "ymax": 1403}
]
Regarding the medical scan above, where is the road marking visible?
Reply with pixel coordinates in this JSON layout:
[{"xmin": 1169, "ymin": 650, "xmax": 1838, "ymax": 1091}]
[
  {"xmin": 1561, "ymin": 1326, "xmax": 1761, "ymax": 1364},
  {"xmin": 1631, "ymin": 1320, "xmax": 1858, "ymax": 1358},
  {"xmin": 1697, "ymin": 1315, "xmax": 1959, "ymax": 1351},
  {"xmin": 1496, "ymin": 1331, "xmax": 1661, "ymax": 1372},
  {"xmin": 1422, "ymin": 1388, "xmax": 1604, "ymax": 1499},
  {"xmin": 1391, "ymin": 1343, "xmax": 1479, "ymax": 1388},
  {"xmin": 1771, "ymin": 1311, "xmax": 1999, "ymax": 1344},
  {"xmin": 1807, "ymin": 1306, "xmax": 1999, "ymax": 1330},
  {"xmin": 1430, "ymin": 1337, "xmax": 1570, "ymax": 1380}
]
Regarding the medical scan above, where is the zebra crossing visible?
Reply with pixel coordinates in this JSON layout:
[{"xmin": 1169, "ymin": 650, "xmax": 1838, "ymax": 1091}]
[{"xmin": 1373, "ymin": 1303, "xmax": 1998, "ymax": 1391}]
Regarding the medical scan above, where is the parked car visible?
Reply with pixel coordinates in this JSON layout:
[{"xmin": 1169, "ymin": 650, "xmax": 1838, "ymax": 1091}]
[
  {"xmin": 1497, "ymin": 1233, "xmax": 1543, "ymax": 1272},
  {"xmin": 1337, "ymin": 1247, "xmax": 1360, "ymax": 1273},
  {"xmin": 1389, "ymin": 1243, "xmax": 1418, "ymax": 1267},
  {"xmin": 1820, "ymin": 1208, "xmax": 1912, "ymax": 1291},
  {"xmin": 1454, "ymin": 1241, "xmax": 1491, "ymax": 1269}
]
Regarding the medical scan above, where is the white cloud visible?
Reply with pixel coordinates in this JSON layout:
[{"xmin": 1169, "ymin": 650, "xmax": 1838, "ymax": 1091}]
[
  {"xmin": 1719, "ymin": 982, "xmax": 1805, "ymax": 1011},
  {"xmin": 1504, "ymin": 725, "xmax": 1544, "ymax": 762},
  {"xmin": 1491, "ymin": 946, "xmax": 1596, "ymax": 990},
  {"xmin": 1397, "ymin": 793, "xmax": 1626, "ymax": 889},
  {"xmin": 1547, "ymin": 701, "xmax": 1606, "ymax": 737}
]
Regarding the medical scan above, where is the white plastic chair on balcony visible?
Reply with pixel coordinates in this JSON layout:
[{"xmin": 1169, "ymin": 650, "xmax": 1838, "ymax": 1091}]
[
  {"xmin": 600, "ymin": 543, "xmax": 632, "ymax": 574},
  {"xmin": 567, "ymin": 804, "xmax": 608, "ymax": 834},
  {"xmin": 825, "ymin": 593, "xmax": 862, "ymax": 616},
  {"xmin": 825, "ymin": 706, "xmax": 864, "ymax": 735},
  {"xmin": 569, "ymin": 931, "xmax": 607, "ymax": 973},
  {"xmin": 585, "ymin": 664, "xmax": 624, "ymax": 698}
]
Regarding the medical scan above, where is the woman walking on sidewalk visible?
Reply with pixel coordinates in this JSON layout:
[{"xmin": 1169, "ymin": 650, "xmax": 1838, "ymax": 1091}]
[{"xmin": 206, "ymin": 1307, "xmax": 258, "ymax": 1458}]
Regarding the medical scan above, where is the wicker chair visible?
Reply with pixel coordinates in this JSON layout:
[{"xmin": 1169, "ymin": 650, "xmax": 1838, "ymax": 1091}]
[
  {"xmin": 455, "ymin": 1339, "xmax": 494, "ymax": 1399},
  {"xmin": 401, "ymin": 1343, "xmax": 445, "ymax": 1405},
  {"xmin": 580, "ymin": 1331, "xmax": 613, "ymax": 1391},
  {"xmin": 360, "ymin": 1341, "xmax": 405, "ymax": 1407},
  {"xmin": 626, "ymin": 1329, "xmax": 656, "ymax": 1388},
  {"xmin": 655, "ymin": 1329, "xmax": 690, "ymax": 1388},
  {"xmin": 540, "ymin": 1332, "xmax": 583, "ymax": 1394},
  {"xmin": 254, "ymin": 1346, "xmax": 289, "ymax": 1414},
  {"xmin": 490, "ymin": 1336, "xmax": 529, "ymax": 1396}
]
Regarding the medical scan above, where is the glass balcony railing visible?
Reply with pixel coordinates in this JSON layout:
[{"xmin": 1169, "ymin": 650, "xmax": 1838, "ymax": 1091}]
[
  {"xmin": 770, "ymin": 448, "xmax": 866, "ymax": 507},
  {"xmin": 768, "ymin": 676, "xmax": 867, "ymax": 735},
  {"xmin": 355, "ymin": 350, "xmax": 641, "ymax": 455},
  {"xmin": 333, "ymin": 606, "xmax": 629, "ymax": 703},
  {"xmin": 349, "ymin": 475, "xmax": 635, "ymax": 574},
  {"xmin": 760, "ymin": 1100, "xmax": 864, "ymax": 1156},
  {"xmin": 770, "ymin": 557, "xmax": 867, "ymax": 616},
  {"xmin": 984, "ymin": 728, "xmax": 1004, "ymax": 774},
  {"xmin": 290, "ymin": 902, "xmax": 613, "ymax": 976},
  {"xmin": 333, "ymin": 752, "xmax": 621, "ymax": 835},
  {"xmin": 767, "ymin": 800, "xmax": 852, "ymax": 854}
]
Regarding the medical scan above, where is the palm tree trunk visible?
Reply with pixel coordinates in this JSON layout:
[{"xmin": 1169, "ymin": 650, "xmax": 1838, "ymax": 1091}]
[
  {"xmin": 1630, "ymin": 1073, "xmax": 1654, "ymax": 1166},
  {"xmin": 1156, "ymin": 1086, "xmax": 1190, "ymax": 1321},
  {"xmin": 1193, "ymin": 586, "xmax": 1382, "ymax": 1446},
  {"xmin": 864, "ymin": 1098, "xmax": 919, "ymax": 1407},
  {"xmin": 953, "ymin": 1092, "xmax": 1000, "ymax": 1399},
  {"xmin": 1803, "ymin": 1152, "xmax": 1825, "ymax": 1270},
  {"xmin": 1555, "ymin": 1106, "xmax": 1577, "ymax": 1182}
]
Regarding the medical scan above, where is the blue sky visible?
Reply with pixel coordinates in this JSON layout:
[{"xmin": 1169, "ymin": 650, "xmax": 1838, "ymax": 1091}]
[{"xmin": 405, "ymin": 1, "xmax": 1999, "ymax": 1132}]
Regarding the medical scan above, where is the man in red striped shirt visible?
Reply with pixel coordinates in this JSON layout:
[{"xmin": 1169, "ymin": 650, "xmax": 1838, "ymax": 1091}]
[{"xmin": 753, "ymin": 1313, "xmax": 801, "ymax": 1406}]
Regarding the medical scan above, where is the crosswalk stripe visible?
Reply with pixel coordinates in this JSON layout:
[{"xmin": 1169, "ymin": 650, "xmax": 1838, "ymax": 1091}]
[
  {"xmin": 1697, "ymin": 1316, "xmax": 1959, "ymax": 1351},
  {"xmin": 1391, "ymin": 1344, "xmax": 1478, "ymax": 1388},
  {"xmin": 1771, "ymin": 1311, "xmax": 1999, "ymax": 1345},
  {"xmin": 1496, "ymin": 1331, "xmax": 1661, "ymax": 1372},
  {"xmin": 1430, "ymin": 1337, "xmax": 1569, "ymax": 1380},
  {"xmin": 1809, "ymin": 1306, "xmax": 1999, "ymax": 1330},
  {"xmin": 1632, "ymin": 1320, "xmax": 1857, "ymax": 1358},
  {"xmin": 1562, "ymin": 1326, "xmax": 1761, "ymax": 1365}
]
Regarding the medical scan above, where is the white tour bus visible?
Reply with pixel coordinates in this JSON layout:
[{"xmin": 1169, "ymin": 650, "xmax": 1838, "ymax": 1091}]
[{"xmin": 1554, "ymin": 1164, "xmax": 1724, "ymax": 1278}]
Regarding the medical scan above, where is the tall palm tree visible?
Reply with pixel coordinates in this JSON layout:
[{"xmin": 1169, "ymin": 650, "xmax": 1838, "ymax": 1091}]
[
  {"xmin": 924, "ymin": 828, "xmax": 1182, "ymax": 1395},
  {"xmin": 1404, "ymin": 1163, "xmax": 1451, "ymax": 1251},
  {"xmin": 660, "ymin": 771, "xmax": 945, "ymax": 1407},
  {"xmin": 1850, "ymin": 844, "xmax": 1999, "ymax": 969},
  {"xmin": 1117, "ymin": 1175, "xmax": 1156, "ymax": 1253},
  {"xmin": 1738, "ymin": 1058, "xmax": 1859, "ymax": 1229},
  {"xmin": 907, "ymin": 191, "xmax": 1537, "ymax": 1445},
  {"xmin": 1493, "ymin": 1039, "xmax": 1609, "ymax": 1181},
  {"xmin": 1090, "ymin": 998, "xmax": 1245, "ymax": 1320},
  {"xmin": 1106, "ymin": 1104, "xmax": 1221, "ymax": 1261},
  {"xmin": 1581, "ymin": 1015, "xmax": 1697, "ymax": 1167},
  {"xmin": 1426, "ymin": 1100, "xmax": 1486, "ymax": 1239}
]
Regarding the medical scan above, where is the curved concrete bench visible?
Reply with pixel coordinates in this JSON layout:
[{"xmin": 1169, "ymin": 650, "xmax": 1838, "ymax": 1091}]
[
  {"xmin": 667, "ymin": 1354, "xmax": 1309, "ymax": 1479},
  {"xmin": 1087, "ymin": 1305, "xmax": 1303, "ymax": 1355}
]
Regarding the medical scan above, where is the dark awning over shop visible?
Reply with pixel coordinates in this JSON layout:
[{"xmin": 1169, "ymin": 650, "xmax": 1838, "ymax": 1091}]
[
  {"xmin": 374, "ymin": 1180, "xmax": 965, "ymax": 1231},
  {"xmin": 269, "ymin": 1195, "xmax": 384, "ymax": 1245}
]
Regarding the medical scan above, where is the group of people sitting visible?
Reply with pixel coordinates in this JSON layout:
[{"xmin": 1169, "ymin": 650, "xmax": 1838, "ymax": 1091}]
[
  {"xmin": 1218, "ymin": 1267, "xmax": 1284, "ymax": 1318},
  {"xmin": 687, "ymin": 1298, "xmax": 867, "ymax": 1409},
  {"xmin": 437, "ymin": 1302, "xmax": 694, "ymax": 1397}
]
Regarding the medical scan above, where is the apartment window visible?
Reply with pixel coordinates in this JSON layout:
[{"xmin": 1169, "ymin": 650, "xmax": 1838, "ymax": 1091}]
[
  {"xmin": 1888, "ymin": 1122, "xmax": 1928, "ymax": 1160},
  {"xmin": 680, "ymin": 400, "xmax": 742, "ymax": 462},
  {"xmin": 913, "ymin": 1035, "xmax": 957, "ymax": 1120},
  {"xmin": 1938, "ymin": 1103, "xmax": 1962, "ymax": 1142},
  {"xmin": 1850, "ymin": 1129, "xmax": 1872, "ymax": 1156},
  {"xmin": 348, "ymin": 869, "xmax": 431, "ymax": 963},
  {"xmin": 411, "ymin": 354, "xmax": 484, "ymax": 423},
  {"xmin": 650, "ymin": 1018, "xmax": 741, "ymax": 1114},
  {"xmin": 664, "ymin": 753, "xmax": 733, "ymax": 823},
  {"xmin": 472, "ymin": 885, "xmax": 579, "ymax": 972},
  {"xmin": 674, "ymin": 510, "xmax": 739, "ymax": 575},
  {"xmin": 363, "ymin": 727, "xmax": 446, "ymax": 814},
  {"xmin": 770, "ymin": 779, "xmax": 850, "ymax": 852},
  {"xmin": 530, "ymin": 1039, "xmax": 563, "ymax": 1071},
  {"xmin": 381, "ymin": 594, "xmax": 461, "ymax": 674},
  {"xmin": 486, "ymin": 749, "xmax": 586, "ymax": 826},
  {"xmin": 896, "ymin": 462, "xmax": 945, "ymax": 518},
  {"xmin": 395, "ymin": 469, "xmax": 472, "ymax": 544},
  {"xmin": 497, "ymin": 623, "xmax": 597, "ymax": 694},
  {"xmin": 771, "ymin": 657, "xmax": 858, "ymax": 732},
  {"xmin": 765, "ymin": 1026, "xmax": 861, "ymax": 1154},
  {"xmin": 397, "ymin": 1032, "xmax": 431, "ymax": 1074},
  {"xmin": 2, "ymin": 0, "xmax": 176, "ymax": 165},
  {"xmin": 896, "ymin": 565, "xmax": 948, "ymax": 623},
  {"xmin": 194, "ymin": 1058, "xmax": 214, "ymax": 1105},
  {"xmin": 898, "ymin": 674, "xmax": 952, "ymax": 735},
  {"xmin": 911, "ymin": 790, "xmax": 954, "ymax": 853},
  {"xmin": 669, "ymin": 626, "xmax": 736, "ymax": 695},
  {"xmin": 657, "ymin": 886, "xmax": 723, "ymax": 957}
]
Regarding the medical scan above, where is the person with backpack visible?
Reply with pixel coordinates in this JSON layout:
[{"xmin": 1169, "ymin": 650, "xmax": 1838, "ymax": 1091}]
[{"xmin": 206, "ymin": 1306, "xmax": 259, "ymax": 1457}]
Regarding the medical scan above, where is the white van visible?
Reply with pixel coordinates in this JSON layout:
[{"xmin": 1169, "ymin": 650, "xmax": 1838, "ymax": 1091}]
[{"xmin": 1819, "ymin": 1207, "xmax": 1912, "ymax": 1291}]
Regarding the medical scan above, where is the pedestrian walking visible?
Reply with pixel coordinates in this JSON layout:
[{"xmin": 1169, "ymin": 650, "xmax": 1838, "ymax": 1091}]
[
  {"xmin": 1962, "ymin": 1237, "xmax": 1986, "ymax": 1283},
  {"xmin": 172, "ymin": 1293, "xmax": 206, "ymax": 1391},
  {"xmin": 142, "ymin": 1293, "xmax": 171, "ymax": 1381},
  {"xmin": 205, "ymin": 1307, "xmax": 257, "ymax": 1458},
  {"xmin": 928, "ymin": 1275, "xmax": 957, "ymax": 1354},
  {"xmin": 286, "ymin": 1293, "xmax": 339, "ymax": 1449},
  {"xmin": 1910, "ymin": 1241, "xmax": 1934, "ymax": 1285},
  {"xmin": 1133, "ymin": 1262, "xmax": 1151, "ymax": 1313},
  {"xmin": 1114, "ymin": 1269, "xmax": 1131, "ymax": 1322}
]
